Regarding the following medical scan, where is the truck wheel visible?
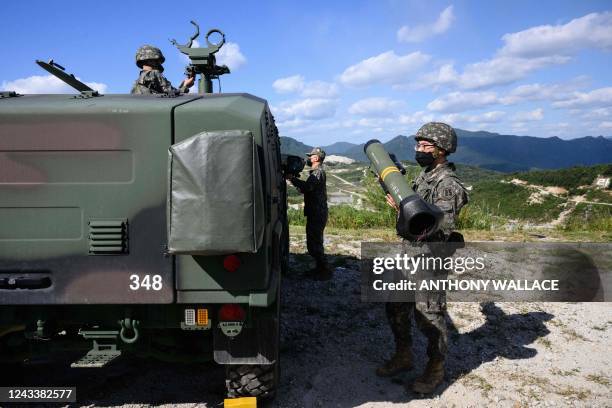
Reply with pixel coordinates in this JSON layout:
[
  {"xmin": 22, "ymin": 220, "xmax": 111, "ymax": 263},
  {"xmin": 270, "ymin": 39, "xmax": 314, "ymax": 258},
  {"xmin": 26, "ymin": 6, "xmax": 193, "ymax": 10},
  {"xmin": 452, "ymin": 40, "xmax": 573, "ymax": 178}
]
[{"xmin": 226, "ymin": 363, "xmax": 278, "ymax": 399}]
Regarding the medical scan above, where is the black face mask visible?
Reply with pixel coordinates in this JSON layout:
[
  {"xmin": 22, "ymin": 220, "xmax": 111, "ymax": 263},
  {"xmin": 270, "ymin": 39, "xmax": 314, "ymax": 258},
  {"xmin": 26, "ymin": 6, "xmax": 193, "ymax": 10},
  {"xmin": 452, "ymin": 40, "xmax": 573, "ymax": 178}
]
[
  {"xmin": 306, "ymin": 158, "xmax": 312, "ymax": 167},
  {"xmin": 415, "ymin": 151, "xmax": 435, "ymax": 167}
]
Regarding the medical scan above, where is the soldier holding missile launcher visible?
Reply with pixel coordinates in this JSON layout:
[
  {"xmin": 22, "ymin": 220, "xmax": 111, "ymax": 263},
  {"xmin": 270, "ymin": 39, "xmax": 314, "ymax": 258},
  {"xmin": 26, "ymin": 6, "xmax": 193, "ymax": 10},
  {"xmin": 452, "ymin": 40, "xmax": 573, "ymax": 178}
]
[{"xmin": 365, "ymin": 122, "xmax": 468, "ymax": 394}]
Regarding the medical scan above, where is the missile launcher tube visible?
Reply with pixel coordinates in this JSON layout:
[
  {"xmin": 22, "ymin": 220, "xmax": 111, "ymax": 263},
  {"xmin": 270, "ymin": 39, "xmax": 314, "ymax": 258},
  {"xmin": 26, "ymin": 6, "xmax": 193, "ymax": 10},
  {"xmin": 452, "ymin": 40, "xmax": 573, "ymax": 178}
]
[{"xmin": 364, "ymin": 139, "xmax": 443, "ymax": 240}]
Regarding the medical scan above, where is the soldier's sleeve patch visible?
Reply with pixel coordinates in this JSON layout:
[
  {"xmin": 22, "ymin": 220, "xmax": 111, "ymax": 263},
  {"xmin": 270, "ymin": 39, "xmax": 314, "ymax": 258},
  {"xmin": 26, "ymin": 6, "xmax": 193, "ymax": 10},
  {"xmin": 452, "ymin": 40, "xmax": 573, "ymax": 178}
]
[{"xmin": 441, "ymin": 187, "xmax": 454, "ymax": 200}]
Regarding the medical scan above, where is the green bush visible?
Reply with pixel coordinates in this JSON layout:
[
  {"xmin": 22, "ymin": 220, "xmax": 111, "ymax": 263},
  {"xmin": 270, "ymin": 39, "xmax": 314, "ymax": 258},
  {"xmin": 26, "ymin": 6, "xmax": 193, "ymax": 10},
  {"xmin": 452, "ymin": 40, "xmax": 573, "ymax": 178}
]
[
  {"xmin": 287, "ymin": 205, "xmax": 395, "ymax": 229},
  {"xmin": 585, "ymin": 189, "xmax": 612, "ymax": 203},
  {"xmin": 456, "ymin": 202, "xmax": 497, "ymax": 230},
  {"xmin": 561, "ymin": 203, "xmax": 612, "ymax": 232}
]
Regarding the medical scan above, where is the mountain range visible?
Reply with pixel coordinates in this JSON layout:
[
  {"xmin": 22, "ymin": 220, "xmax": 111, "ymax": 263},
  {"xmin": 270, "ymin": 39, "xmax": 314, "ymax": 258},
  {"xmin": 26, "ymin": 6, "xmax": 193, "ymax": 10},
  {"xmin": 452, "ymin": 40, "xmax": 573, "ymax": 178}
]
[{"xmin": 280, "ymin": 129, "xmax": 612, "ymax": 172}]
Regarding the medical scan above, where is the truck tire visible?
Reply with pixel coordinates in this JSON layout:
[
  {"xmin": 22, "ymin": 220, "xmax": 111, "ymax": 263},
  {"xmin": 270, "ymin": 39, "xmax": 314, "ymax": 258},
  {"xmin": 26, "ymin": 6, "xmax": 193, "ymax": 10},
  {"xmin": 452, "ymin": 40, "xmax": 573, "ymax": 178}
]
[{"xmin": 226, "ymin": 363, "xmax": 278, "ymax": 399}]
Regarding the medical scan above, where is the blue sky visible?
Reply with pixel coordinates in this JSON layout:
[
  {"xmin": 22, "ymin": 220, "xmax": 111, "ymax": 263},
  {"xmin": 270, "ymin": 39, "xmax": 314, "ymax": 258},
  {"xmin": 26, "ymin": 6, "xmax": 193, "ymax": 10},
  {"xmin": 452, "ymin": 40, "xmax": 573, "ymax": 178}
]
[{"xmin": 1, "ymin": 0, "xmax": 611, "ymax": 145}]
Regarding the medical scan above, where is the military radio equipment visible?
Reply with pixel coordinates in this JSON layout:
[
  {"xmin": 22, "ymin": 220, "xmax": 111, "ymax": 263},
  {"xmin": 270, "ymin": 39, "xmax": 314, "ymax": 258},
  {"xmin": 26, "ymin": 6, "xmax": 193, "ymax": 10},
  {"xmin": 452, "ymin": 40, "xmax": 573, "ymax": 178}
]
[
  {"xmin": 281, "ymin": 154, "xmax": 306, "ymax": 178},
  {"xmin": 171, "ymin": 20, "xmax": 230, "ymax": 94},
  {"xmin": 1, "ymin": 24, "xmax": 285, "ymax": 400},
  {"xmin": 364, "ymin": 139, "xmax": 443, "ymax": 240}
]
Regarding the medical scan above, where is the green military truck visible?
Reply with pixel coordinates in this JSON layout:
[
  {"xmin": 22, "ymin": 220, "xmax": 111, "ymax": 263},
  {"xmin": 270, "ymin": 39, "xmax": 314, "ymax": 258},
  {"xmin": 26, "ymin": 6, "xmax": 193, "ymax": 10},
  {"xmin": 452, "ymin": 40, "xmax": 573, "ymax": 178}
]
[{"xmin": 0, "ymin": 24, "xmax": 291, "ymax": 400}]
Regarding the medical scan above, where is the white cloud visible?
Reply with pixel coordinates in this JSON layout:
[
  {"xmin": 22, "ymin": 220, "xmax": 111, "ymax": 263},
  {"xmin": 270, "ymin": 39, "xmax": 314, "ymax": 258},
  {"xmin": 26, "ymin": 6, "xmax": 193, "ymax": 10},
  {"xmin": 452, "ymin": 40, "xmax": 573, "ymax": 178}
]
[
  {"xmin": 348, "ymin": 97, "xmax": 405, "ymax": 117},
  {"xmin": 436, "ymin": 111, "xmax": 506, "ymax": 127},
  {"xmin": 418, "ymin": 63, "xmax": 459, "ymax": 89},
  {"xmin": 273, "ymin": 75, "xmax": 305, "ymax": 94},
  {"xmin": 419, "ymin": 11, "xmax": 612, "ymax": 90},
  {"xmin": 301, "ymin": 80, "xmax": 338, "ymax": 98},
  {"xmin": 397, "ymin": 6, "xmax": 455, "ymax": 43},
  {"xmin": 456, "ymin": 56, "xmax": 569, "ymax": 90},
  {"xmin": 552, "ymin": 87, "xmax": 612, "ymax": 108},
  {"xmin": 598, "ymin": 121, "xmax": 612, "ymax": 130},
  {"xmin": 272, "ymin": 98, "xmax": 337, "ymax": 122},
  {"xmin": 355, "ymin": 117, "xmax": 394, "ymax": 128},
  {"xmin": 397, "ymin": 111, "xmax": 437, "ymax": 126},
  {"xmin": 427, "ymin": 91, "xmax": 498, "ymax": 112},
  {"xmin": 419, "ymin": 56, "xmax": 569, "ymax": 90},
  {"xmin": 543, "ymin": 122, "xmax": 572, "ymax": 136},
  {"xmin": 465, "ymin": 111, "xmax": 506, "ymax": 123},
  {"xmin": 499, "ymin": 80, "xmax": 587, "ymax": 104},
  {"xmin": 499, "ymin": 11, "xmax": 612, "ymax": 58},
  {"xmin": 579, "ymin": 107, "xmax": 612, "ymax": 120},
  {"xmin": 216, "ymin": 42, "xmax": 247, "ymax": 70},
  {"xmin": 2, "ymin": 74, "xmax": 108, "ymax": 94},
  {"xmin": 510, "ymin": 122, "xmax": 529, "ymax": 133},
  {"xmin": 272, "ymin": 76, "xmax": 337, "ymax": 98},
  {"xmin": 276, "ymin": 117, "xmax": 307, "ymax": 129},
  {"xmin": 339, "ymin": 51, "xmax": 430, "ymax": 87},
  {"xmin": 512, "ymin": 108, "xmax": 544, "ymax": 121}
]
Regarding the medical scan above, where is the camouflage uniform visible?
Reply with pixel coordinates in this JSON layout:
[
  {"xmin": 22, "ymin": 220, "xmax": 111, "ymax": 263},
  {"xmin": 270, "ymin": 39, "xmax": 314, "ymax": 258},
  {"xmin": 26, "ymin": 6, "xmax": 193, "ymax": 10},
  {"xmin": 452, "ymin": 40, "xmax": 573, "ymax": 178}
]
[
  {"xmin": 386, "ymin": 161, "xmax": 469, "ymax": 361},
  {"xmin": 380, "ymin": 122, "xmax": 468, "ymax": 392},
  {"xmin": 290, "ymin": 149, "xmax": 329, "ymax": 273},
  {"xmin": 131, "ymin": 70, "xmax": 188, "ymax": 95},
  {"xmin": 131, "ymin": 45, "xmax": 189, "ymax": 95}
]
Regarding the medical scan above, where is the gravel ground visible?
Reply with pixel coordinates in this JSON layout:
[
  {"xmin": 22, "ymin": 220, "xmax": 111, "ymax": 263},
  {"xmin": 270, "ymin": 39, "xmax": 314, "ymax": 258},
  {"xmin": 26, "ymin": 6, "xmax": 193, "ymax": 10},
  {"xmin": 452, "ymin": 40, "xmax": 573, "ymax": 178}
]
[{"xmin": 7, "ymin": 234, "xmax": 611, "ymax": 408}]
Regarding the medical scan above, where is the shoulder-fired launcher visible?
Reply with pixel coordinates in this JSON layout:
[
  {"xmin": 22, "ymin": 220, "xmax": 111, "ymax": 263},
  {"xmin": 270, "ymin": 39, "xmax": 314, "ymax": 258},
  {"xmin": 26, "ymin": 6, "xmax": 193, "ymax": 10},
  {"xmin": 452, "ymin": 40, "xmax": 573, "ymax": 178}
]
[{"xmin": 364, "ymin": 139, "xmax": 443, "ymax": 240}]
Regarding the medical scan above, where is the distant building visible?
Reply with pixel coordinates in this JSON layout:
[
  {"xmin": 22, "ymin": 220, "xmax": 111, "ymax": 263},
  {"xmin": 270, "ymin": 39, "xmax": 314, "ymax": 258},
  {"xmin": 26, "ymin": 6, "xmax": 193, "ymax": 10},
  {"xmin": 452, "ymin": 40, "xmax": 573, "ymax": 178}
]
[{"xmin": 594, "ymin": 176, "xmax": 610, "ymax": 189}]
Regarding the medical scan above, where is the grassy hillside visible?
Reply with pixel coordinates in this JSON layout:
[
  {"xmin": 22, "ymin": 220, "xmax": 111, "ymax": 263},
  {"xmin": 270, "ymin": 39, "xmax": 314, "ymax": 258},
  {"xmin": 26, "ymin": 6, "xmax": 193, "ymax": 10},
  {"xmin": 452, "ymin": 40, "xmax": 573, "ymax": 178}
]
[{"xmin": 469, "ymin": 180, "xmax": 565, "ymax": 222}]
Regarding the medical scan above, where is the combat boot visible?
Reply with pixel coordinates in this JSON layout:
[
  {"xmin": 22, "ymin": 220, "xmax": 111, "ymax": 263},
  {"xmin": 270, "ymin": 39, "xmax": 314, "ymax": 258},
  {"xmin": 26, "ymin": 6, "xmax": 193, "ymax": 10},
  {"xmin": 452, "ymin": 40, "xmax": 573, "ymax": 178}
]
[
  {"xmin": 375, "ymin": 349, "xmax": 414, "ymax": 377},
  {"xmin": 410, "ymin": 358, "xmax": 445, "ymax": 394}
]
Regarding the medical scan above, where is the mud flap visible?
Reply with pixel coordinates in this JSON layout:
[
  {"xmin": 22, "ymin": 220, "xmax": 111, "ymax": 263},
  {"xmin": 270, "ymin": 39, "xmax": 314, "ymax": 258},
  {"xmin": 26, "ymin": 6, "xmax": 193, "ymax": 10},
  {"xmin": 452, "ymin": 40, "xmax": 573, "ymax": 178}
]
[{"xmin": 213, "ymin": 314, "xmax": 278, "ymax": 365}]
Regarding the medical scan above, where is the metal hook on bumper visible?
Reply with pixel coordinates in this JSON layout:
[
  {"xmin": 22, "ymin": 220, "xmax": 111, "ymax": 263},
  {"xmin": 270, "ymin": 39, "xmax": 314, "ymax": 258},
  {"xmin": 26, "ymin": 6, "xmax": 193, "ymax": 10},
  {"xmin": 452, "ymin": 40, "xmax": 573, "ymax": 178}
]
[{"xmin": 118, "ymin": 318, "xmax": 140, "ymax": 344}]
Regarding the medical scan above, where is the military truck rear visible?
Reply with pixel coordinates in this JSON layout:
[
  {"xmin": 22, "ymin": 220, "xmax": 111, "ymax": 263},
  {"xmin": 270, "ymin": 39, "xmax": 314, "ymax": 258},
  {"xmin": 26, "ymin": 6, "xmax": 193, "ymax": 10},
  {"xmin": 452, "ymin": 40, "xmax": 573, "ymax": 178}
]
[{"xmin": 0, "ymin": 90, "xmax": 287, "ymax": 398}]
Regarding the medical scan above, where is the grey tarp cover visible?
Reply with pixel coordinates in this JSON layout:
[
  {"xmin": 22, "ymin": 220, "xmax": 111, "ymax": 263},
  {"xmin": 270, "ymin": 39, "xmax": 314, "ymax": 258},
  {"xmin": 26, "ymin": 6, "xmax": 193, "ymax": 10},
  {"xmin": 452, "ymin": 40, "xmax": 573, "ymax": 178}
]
[{"xmin": 167, "ymin": 130, "xmax": 264, "ymax": 255}]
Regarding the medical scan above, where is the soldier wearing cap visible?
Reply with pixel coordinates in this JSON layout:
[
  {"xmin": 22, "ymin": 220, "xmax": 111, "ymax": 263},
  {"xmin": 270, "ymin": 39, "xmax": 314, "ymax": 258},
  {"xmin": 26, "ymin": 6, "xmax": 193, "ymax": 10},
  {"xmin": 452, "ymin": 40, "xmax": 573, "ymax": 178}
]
[
  {"xmin": 377, "ymin": 122, "xmax": 468, "ymax": 394},
  {"xmin": 131, "ymin": 45, "xmax": 195, "ymax": 95},
  {"xmin": 287, "ymin": 147, "xmax": 332, "ymax": 281}
]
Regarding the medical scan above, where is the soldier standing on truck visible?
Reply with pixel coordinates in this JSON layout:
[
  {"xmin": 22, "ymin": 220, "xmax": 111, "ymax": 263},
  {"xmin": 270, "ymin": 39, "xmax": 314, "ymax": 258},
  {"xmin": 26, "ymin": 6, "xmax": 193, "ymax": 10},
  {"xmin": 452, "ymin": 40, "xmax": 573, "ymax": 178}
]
[
  {"xmin": 131, "ymin": 45, "xmax": 195, "ymax": 95},
  {"xmin": 286, "ymin": 147, "xmax": 332, "ymax": 281},
  {"xmin": 377, "ymin": 122, "xmax": 468, "ymax": 394}
]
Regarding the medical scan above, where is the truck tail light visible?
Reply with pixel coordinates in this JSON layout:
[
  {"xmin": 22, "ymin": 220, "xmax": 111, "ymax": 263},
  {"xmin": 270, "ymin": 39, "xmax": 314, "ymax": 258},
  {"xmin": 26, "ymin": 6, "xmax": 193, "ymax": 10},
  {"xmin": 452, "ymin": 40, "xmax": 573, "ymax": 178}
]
[
  {"xmin": 223, "ymin": 255, "xmax": 241, "ymax": 272},
  {"xmin": 197, "ymin": 308, "xmax": 209, "ymax": 326},
  {"xmin": 218, "ymin": 304, "xmax": 246, "ymax": 322}
]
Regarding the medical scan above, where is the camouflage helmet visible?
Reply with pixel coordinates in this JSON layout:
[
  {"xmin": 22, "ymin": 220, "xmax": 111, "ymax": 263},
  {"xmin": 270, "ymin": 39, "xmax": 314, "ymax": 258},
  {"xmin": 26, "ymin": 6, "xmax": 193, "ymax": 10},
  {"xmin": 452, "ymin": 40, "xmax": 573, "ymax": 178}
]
[
  {"xmin": 415, "ymin": 122, "xmax": 457, "ymax": 154},
  {"xmin": 306, "ymin": 147, "xmax": 326, "ymax": 161},
  {"xmin": 135, "ymin": 45, "xmax": 165, "ymax": 68}
]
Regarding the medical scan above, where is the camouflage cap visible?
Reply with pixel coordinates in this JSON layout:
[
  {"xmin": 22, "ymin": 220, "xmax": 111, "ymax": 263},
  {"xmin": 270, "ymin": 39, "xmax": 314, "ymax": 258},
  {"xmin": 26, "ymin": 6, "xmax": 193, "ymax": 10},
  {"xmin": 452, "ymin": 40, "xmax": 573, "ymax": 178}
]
[
  {"xmin": 135, "ymin": 45, "xmax": 165, "ymax": 68},
  {"xmin": 306, "ymin": 147, "xmax": 326, "ymax": 161},
  {"xmin": 415, "ymin": 122, "xmax": 457, "ymax": 154}
]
